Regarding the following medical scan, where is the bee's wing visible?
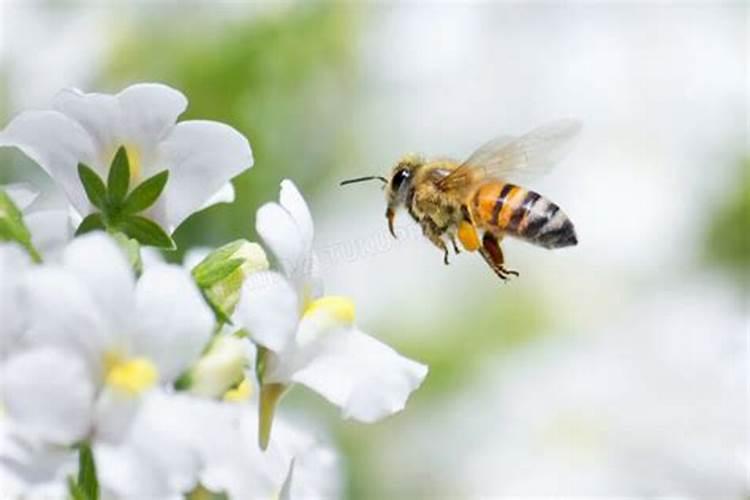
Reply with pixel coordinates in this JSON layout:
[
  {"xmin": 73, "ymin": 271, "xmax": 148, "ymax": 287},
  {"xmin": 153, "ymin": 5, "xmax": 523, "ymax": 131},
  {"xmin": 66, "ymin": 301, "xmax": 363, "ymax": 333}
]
[{"xmin": 438, "ymin": 119, "xmax": 582, "ymax": 191}]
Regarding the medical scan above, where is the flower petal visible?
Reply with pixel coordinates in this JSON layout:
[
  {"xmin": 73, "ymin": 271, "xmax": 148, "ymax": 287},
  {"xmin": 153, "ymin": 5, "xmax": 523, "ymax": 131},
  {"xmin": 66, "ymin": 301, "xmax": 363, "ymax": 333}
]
[
  {"xmin": 23, "ymin": 209, "xmax": 74, "ymax": 259},
  {"xmin": 153, "ymin": 120, "xmax": 252, "ymax": 231},
  {"xmin": 54, "ymin": 84, "xmax": 188, "ymax": 186},
  {"xmin": 0, "ymin": 110, "xmax": 96, "ymax": 216},
  {"xmin": 132, "ymin": 264, "xmax": 213, "ymax": 382},
  {"xmin": 4, "ymin": 182, "xmax": 39, "ymax": 210},
  {"xmin": 22, "ymin": 267, "xmax": 112, "ymax": 371},
  {"xmin": 0, "ymin": 244, "xmax": 31, "ymax": 357},
  {"xmin": 62, "ymin": 232, "xmax": 136, "ymax": 332},
  {"xmin": 280, "ymin": 445, "xmax": 340, "ymax": 500},
  {"xmin": 1, "ymin": 347, "xmax": 94, "ymax": 445},
  {"xmin": 53, "ymin": 88, "xmax": 122, "ymax": 166},
  {"xmin": 198, "ymin": 181, "xmax": 235, "ymax": 211},
  {"xmin": 290, "ymin": 326, "xmax": 428, "ymax": 422},
  {"xmin": 279, "ymin": 180, "xmax": 313, "ymax": 255},
  {"xmin": 256, "ymin": 202, "xmax": 303, "ymax": 280},
  {"xmin": 234, "ymin": 271, "xmax": 299, "ymax": 353},
  {"xmin": 116, "ymin": 83, "xmax": 187, "ymax": 159},
  {"xmin": 257, "ymin": 180, "xmax": 321, "ymax": 301},
  {"xmin": 95, "ymin": 444, "xmax": 172, "ymax": 499}
]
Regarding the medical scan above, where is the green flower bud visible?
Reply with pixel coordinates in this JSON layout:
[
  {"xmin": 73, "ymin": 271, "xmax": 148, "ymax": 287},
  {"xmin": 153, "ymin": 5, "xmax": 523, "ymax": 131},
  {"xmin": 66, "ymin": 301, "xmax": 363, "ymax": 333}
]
[{"xmin": 192, "ymin": 240, "xmax": 269, "ymax": 320}]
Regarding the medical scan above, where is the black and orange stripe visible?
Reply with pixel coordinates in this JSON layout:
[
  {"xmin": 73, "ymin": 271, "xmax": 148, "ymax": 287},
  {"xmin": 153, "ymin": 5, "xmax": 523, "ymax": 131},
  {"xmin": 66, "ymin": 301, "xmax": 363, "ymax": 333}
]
[{"xmin": 471, "ymin": 181, "xmax": 577, "ymax": 249}]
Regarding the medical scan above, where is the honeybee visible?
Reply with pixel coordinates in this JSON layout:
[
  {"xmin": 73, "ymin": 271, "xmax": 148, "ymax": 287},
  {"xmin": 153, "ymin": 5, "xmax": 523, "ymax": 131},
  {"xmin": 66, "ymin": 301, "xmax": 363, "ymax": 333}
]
[{"xmin": 341, "ymin": 120, "xmax": 580, "ymax": 280}]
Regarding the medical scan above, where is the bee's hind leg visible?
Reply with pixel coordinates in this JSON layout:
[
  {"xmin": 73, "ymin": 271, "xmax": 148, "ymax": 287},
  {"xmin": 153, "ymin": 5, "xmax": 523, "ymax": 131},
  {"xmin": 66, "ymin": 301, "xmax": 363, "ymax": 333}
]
[
  {"xmin": 479, "ymin": 232, "xmax": 519, "ymax": 281},
  {"xmin": 420, "ymin": 217, "xmax": 450, "ymax": 265}
]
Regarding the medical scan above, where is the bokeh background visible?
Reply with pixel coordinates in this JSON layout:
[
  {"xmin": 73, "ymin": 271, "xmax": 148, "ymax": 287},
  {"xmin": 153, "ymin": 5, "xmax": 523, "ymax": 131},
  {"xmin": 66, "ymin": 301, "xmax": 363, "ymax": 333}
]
[{"xmin": 1, "ymin": 1, "xmax": 747, "ymax": 498}]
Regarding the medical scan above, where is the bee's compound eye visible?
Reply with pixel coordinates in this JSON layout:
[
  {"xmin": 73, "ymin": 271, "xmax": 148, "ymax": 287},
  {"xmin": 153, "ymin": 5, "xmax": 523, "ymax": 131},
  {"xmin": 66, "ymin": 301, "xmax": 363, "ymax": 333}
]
[{"xmin": 391, "ymin": 168, "xmax": 410, "ymax": 191}]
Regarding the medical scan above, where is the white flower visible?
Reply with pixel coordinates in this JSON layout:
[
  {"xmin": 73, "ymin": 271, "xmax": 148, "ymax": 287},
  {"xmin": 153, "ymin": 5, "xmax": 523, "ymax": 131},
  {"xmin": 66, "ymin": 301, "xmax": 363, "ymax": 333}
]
[
  {"xmin": 0, "ymin": 83, "xmax": 253, "ymax": 232},
  {"xmin": 1, "ymin": 232, "xmax": 214, "ymax": 448},
  {"xmin": 0, "ymin": 404, "xmax": 75, "ymax": 498},
  {"xmin": 235, "ymin": 180, "xmax": 428, "ymax": 448},
  {"xmin": 4, "ymin": 182, "xmax": 74, "ymax": 260},
  {"xmin": 0, "ymin": 243, "xmax": 32, "ymax": 358},
  {"xmin": 93, "ymin": 389, "xmax": 341, "ymax": 499}
]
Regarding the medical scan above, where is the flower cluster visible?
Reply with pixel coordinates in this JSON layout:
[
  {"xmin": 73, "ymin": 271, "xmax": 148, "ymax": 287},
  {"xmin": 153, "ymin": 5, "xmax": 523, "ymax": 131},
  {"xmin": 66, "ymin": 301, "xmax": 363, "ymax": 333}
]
[{"xmin": 0, "ymin": 84, "xmax": 427, "ymax": 499}]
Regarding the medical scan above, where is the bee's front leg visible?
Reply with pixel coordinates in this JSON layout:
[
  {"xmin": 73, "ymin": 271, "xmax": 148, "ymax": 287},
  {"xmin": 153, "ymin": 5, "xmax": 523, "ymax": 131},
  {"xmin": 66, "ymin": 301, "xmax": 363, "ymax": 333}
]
[
  {"xmin": 449, "ymin": 234, "xmax": 461, "ymax": 255},
  {"xmin": 420, "ymin": 217, "xmax": 450, "ymax": 265}
]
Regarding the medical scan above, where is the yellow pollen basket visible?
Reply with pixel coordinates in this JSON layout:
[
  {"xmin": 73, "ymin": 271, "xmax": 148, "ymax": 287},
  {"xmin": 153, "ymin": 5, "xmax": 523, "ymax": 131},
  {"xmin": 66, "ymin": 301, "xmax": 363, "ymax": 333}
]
[
  {"xmin": 303, "ymin": 296, "xmax": 356, "ymax": 326},
  {"xmin": 458, "ymin": 221, "xmax": 480, "ymax": 252},
  {"xmin": 105, "ymin": 356, "xmax": 158, "ymax": 395},
  {"xmin": 223, "ymin": 378, "xmax": 253, "ymax": 402}
]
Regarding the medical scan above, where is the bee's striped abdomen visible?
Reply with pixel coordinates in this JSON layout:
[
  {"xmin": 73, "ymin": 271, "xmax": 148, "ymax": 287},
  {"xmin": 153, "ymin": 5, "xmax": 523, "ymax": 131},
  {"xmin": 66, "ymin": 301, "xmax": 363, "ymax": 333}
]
[{"xmin": 471, "ymin": 181, "xmax": 577, "ymax": 249}]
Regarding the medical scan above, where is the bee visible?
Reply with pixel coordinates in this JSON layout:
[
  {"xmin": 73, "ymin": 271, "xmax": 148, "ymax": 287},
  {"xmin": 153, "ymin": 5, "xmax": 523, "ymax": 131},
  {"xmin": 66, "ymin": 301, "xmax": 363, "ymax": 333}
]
[{"xmin": 340, "ymin": 120, "xmax": 580, "ymax": 280}]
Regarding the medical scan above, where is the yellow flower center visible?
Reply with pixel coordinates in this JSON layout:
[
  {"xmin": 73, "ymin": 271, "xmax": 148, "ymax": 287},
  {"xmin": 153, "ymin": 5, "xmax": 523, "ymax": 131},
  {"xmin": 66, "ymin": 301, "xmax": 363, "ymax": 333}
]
[
  {"xmin": 125, "ymin": 145, "xmax": 143, "ymax": 185},
  {"xmin": 109, "ymin": 145, "xmax": 143, "ymax": 185},
  {"xmin": 303, "ymin": 296, "xmax": 355, "ymax": 326},
  {"xmin": 105, "ymin": 354, "xmax": 158, "ymax": 395},
  {"xmin": 223, "ymin": 378, "xmax": 253, "ymax": 402}
]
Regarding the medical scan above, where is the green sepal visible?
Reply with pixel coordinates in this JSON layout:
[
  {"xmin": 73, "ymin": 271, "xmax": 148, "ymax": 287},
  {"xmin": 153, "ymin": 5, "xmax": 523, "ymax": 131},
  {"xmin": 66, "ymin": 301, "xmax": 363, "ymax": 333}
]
[
  {"xmin": 74, "ymin": 442, "xmax": 99, "ymax": 500},
  {"xmin": 187, "ymin": 484, "xmax": 230, "ymax": 500},
  {"xmin": 77, "ymin": 164, "xmax": 107, "ymax": 210},
  {"xmin": 193, "ymin": 257, "xmax": 244, "ymax": 289},
  {"xmin": 191, "ymin": 240, "xmax": 246, "ymax": 284},
  {"xmin": 174, "ymin": 371, "xmax": 193, "ymax": 391},
  {"xmin": 201, "ymin": 289, "xmax": 234, "ymax": 325},
  {"xmin": 75, "ymin": 213, "xmax": 105, "ymax": 236},
  {"xmin": 122, "ymin": 170, "xmax": 168, "ymax": 215},
  {"xmin": 117, "ymin": 215, "xmax": 175, "ymax": 249},
  {"xmin": 68, "ymin": 477, "xmax": 87, "ymax": 500},
  {"xmin": 0, "ymin": 190, "xmax": 41, "ymax": 262},
  {"xmin": 107, "ymin": 146, "xmax": 130, "ymax": 206}
]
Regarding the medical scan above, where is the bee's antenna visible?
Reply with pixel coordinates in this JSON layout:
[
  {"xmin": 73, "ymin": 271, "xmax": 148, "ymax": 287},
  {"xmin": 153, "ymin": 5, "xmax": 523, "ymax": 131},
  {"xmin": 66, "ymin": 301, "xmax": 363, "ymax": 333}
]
[{"xmin": 339, "ymin": 175, "xmax": 388, "ymax": 187}]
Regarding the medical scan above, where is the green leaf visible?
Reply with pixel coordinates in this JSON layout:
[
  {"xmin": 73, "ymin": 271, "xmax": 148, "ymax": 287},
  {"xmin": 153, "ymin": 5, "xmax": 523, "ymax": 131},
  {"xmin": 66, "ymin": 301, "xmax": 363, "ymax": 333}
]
[
  {"xmin": 122, "ymin": 170, "xmax": 169, "ymax": 214},
  {"xmin": 68, "ymin": 477, "xmax": 87, "ymax": 500},
  {"xmin": 118, "ymin": 215, "xmax": 175, "ymax": 249},
  {"xmin": 193, "ymin": 258, "xmax": 244, "ymax": 288},
  {"xmin": 75, "ymin": 213, "xmax": 105, "ymax": 236},
  {"xmin": 107, "ymin": 146, "xmax": 130, "ymax": 205},
  {"xmin": 77, "ymin": 443, "xmax": 99, "ymax": 500},
  {"xmin": 0, "ymin": 190, "xmax": 41, "ymax": 262},
  {"xmin": 77, "ymin": 164, "xmax": 107, "ymax": 210}
]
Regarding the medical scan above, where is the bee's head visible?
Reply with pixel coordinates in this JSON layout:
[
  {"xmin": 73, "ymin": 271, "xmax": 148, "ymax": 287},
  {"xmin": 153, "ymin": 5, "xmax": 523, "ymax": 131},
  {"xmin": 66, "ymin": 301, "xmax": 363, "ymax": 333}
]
[
  {"xmin": 338, "ymin": 154, "xmax": 424, "ymax": 239},
  {"xmin": 384, "ymin": 154, "xmax": 424, "ymax": 237}
]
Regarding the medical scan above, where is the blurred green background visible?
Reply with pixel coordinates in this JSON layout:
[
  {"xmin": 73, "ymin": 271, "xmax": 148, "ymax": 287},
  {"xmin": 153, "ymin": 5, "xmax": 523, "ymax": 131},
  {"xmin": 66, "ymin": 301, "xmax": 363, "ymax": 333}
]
[{"xmin": 1, "ymin": 2, "xmax": 747, "ymax": 498}]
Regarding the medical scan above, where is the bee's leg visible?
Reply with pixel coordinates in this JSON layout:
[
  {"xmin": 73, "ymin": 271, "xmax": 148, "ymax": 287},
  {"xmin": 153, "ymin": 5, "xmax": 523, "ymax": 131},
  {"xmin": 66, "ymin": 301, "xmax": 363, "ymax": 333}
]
[
  {"xmin": 479, "ymin": 232, "xmax": 519, "ymax": 280},
  {"xmin": 420, "ymin": 217, "xmax": 450, "ymax": 265},
  {"xmin": 449, "ymin": 234, "xmax": 461, "ymax": 255}
]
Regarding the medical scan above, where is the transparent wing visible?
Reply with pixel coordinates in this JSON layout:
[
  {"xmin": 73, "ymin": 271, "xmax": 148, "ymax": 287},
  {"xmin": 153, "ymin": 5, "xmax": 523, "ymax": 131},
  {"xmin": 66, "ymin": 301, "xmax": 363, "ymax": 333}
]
[{"xmin": 438, "ymin": 119, "xmax": 581, "ymax": 191}]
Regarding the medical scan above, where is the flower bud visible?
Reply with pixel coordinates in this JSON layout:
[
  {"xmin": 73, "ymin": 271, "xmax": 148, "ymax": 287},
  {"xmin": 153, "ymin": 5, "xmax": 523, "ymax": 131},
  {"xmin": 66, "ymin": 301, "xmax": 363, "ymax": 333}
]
[
  {"xmin": 186, "ymin": 334, "xmax": 248, "ymax": 398},
  {"xmin": 192, "ymin": 239, "xmax": 269, "ymax": 319}
]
